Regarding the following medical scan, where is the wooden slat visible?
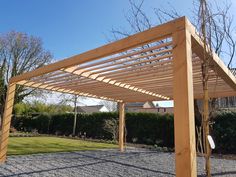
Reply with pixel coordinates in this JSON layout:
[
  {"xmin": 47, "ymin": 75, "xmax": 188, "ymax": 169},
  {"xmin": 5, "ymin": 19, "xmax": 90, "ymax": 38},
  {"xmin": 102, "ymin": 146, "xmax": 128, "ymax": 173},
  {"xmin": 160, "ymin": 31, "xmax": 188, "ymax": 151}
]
[
  {"xmin": 195, "ymin": 91, "xmax": 236, "ymax": 99},
  {"xmin": 10, "ymin": 17, "xmax": 186, "ymax": 84},
  {"xmin": 79, "ymin": 49, "xmax": 172, "ymax": 74},
  {"xmin": 187, "ymin": 18, "xmax": 236, "ymax": 91},
  {"xmin": 63, "ymin": 67, "xmax": 170, "ymax": 100},
  {"xmin": 75, "ymin": 41, "xmax": 172, "ymax": 71},
  {"xmin": 74, "ymin": 45, "xmax": 172, "ymax": 74},
  {"xmin": 17, "ymin": 80, "xmax": 122, "ymax": 102}
]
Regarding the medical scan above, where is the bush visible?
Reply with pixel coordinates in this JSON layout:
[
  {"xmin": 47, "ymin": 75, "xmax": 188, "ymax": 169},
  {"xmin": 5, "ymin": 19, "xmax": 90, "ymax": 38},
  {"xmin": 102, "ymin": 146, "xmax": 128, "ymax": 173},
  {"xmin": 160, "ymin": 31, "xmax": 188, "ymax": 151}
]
[
  {"xmin": 212, "ymin": 111, "xmax": 236, "ymax": 153},
  {"xmin": 49, "ymin": 113, "xmax": 74, "ymax": 135},
  {"xmin": 32, "ymin": 114, "xmax": 51, "ymax": 134}
]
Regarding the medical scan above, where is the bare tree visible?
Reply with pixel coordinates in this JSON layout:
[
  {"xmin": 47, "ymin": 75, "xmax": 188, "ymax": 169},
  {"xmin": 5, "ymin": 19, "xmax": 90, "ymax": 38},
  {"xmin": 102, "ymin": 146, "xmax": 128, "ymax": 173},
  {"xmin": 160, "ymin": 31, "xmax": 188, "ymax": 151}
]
[
  {"xmin": 59, "ymin": 94, "xmax": 86, "ymax": 136},
  {"xmin": 110, "ymin": 0, "xmax": 235, "ymax": 67},
  {"xmin": 0, "ymin": 31, "xmax": 52, "ymax": 118},
  {"xmin": 103, "ymin": 118, "xmax": 119, "ymax": 141}
]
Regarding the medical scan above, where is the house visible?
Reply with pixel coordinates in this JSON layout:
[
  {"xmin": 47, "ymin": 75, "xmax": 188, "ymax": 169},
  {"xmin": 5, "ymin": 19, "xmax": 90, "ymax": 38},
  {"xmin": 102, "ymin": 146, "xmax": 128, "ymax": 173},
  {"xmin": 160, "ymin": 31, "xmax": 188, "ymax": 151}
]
[
  {"xmin": 216, "ymin": 68, "xmax": 236, "ymax": 109},
  {"xmin": 125, "ymin": 101, "xmax": 173, "ymax": 114},
  {"xmin": 125, "ymin": 101, "xmax": 155, "ymax": 112},
  {"xmin": 139, "ymin": 107, "xmax": 174, "ymax": 114},
  {"xmin": 76, "ymin": 105, "xmax": 109, "ymax": 114}
]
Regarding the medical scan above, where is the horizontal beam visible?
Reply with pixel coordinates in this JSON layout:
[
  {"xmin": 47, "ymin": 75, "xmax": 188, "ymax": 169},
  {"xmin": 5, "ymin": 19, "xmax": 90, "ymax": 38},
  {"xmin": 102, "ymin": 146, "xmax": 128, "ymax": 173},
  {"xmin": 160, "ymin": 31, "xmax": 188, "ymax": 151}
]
[
  {"xmin": 195, "ymin": 91, "xmax": 236, "ymax": 99},
  {"xmin": 17, "ymin": 80, "xmax": 123, "ymax": 102},
  {"xmin": 10, "ymin": 17, "xmax": 186, "ymax": 84},
  {"xmin": 187, "ymin": 18, "xmax": 236, "ymax": 91},
  {"xmin": 63, "ymin": 66, "xmax": 170, "ymax": 100},
  {"xmin": 74, "ymin": 42, "xmax": 172, "ymax": 72}
]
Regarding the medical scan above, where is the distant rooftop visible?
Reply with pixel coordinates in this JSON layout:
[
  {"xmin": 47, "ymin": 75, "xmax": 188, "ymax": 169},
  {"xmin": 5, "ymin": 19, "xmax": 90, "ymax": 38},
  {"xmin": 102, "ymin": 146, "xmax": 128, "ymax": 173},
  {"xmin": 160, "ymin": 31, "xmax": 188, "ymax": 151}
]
[{"xmin": 76, "ymin": 105, "xmax": 105, "ymax": 114}]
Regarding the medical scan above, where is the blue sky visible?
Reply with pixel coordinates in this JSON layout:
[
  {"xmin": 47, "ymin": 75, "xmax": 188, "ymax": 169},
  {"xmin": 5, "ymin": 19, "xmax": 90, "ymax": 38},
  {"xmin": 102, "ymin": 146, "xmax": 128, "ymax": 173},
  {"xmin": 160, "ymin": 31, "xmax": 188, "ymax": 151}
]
[
  {"xmin": 1, "ymin": 0, "xmax": 236, "ymax": 107},
  {"xmin": 0, "ymin": 0, "xmax": 195, "ymax": 59}
]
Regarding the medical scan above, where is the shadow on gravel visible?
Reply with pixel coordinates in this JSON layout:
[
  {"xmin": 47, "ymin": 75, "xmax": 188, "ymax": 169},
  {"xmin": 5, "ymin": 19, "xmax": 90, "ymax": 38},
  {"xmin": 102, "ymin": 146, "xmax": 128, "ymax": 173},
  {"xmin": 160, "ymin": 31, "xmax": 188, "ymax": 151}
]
[
  {"xmin": 198, "ymin": 171, "xmax": 236, "ymax": 177},
  {"xmin": 4, "ymin": 150, "xmax": 234, "ymax": 177},
  {"xmin": 75, "ymin": 152, "xmax": 175, "ymax": 176},
  {"xmin": 2, "ymin": 151, "xmax": 175, "ymax": 177},
  {"xmin": 212, "ymin": 171, "xmax": 236, "ymax": 176},
  {"xmin": 1, "ymin": 161, "xmax": 106, "ymax": 177}
]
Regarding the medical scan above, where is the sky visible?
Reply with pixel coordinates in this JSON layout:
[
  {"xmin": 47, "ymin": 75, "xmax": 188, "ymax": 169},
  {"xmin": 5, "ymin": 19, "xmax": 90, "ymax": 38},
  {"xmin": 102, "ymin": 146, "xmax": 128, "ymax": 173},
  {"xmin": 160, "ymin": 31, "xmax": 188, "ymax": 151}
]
[{"xmin": 1, "ymin": 0, "xmax": 236, "ymax": 107}]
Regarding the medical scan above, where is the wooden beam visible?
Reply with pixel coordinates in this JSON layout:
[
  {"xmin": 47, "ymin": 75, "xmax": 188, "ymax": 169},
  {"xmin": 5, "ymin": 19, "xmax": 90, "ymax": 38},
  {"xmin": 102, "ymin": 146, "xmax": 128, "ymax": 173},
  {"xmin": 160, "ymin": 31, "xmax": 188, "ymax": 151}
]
[
  {"xmin": 42, "ymin": 61, "xmax": 173, "ymax": 88},
  {"xmin": 99, "ymin": 59, "xmax": 173, "ymax": 78},
  {"xmin": 187, "ymin": 18, "xmax": 236, "ymax": 91},
  {"xmin": 17, "ymin": 80, "xmax": 122, "ymax": 102},
  {"xmin": 10, "ymin": 17, "xmax": 186, "ymax": 84},
  {"xmin": 62, "ymin": 67, "xmax": 170, "ymax": 100},
  {"xmin": 172, "ymin": 22, "xmax": 197, "ymax": 177},
  {"xmin": 0, "ymin": 83, "xmax": 16, "ymax": 163},
  {"xmin": 81, "ymin": 51, "xmax": 172, "ymax": 75},
  {"xmin": 119, "ymin": 102, "xmax": 125, "ymax": 152},
  {"xmin": 74, "ymin": 48, "xmax": 172, "ymax": 74},
  {"xmin": 194, "ymin": 91, "xmax": 236, "ymax": 99},
  {"xmin": 74, "ymin": 41, "xmax": 172, "ymax": 71}
]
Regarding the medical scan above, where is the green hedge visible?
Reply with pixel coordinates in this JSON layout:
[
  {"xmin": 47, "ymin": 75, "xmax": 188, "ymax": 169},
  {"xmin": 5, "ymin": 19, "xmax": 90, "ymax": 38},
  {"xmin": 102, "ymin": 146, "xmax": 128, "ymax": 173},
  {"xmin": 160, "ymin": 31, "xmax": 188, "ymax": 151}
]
[
  {"xmin": 212, "ymin": 111, "xmax": 236, "ymax": 153},
  {"xmin": 126, "ymin": 113, "xmax": 174, "ymax": 147},
  {"xmin": 12, "ymin": 112, "xmax": 174, "ymax": 147},
  {"xmin": 11, "ymin": 111, "xmax": 236, "ymax": 153}
]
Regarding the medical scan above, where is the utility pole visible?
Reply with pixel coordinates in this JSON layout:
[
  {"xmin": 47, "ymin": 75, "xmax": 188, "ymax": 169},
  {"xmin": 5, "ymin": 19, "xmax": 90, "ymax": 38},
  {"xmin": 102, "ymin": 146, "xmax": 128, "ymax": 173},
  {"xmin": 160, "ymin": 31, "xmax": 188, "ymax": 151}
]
[{"xmin": 200, "ymin": 0, "xmax": 211, "ymax": 176}]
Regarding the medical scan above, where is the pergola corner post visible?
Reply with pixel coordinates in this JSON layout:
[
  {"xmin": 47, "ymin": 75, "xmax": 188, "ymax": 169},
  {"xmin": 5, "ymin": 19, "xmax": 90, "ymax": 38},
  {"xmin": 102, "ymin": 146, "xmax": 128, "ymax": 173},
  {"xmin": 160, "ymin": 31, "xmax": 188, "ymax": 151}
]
[
  {"xmin": 172, "ymin": 22, "xmax": 197, "ymax": 177},
  {"xmin": 118, "ymin": 102, "xmax": 125, "ymax": 152},
  {"xmin": 0, "ymin": 83, "xmax": 16, "ymax": 163}
]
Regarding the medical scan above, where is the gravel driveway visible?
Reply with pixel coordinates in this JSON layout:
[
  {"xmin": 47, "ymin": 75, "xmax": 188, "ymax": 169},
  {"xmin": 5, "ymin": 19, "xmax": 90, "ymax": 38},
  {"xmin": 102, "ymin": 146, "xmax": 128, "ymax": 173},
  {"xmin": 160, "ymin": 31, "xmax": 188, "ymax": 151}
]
[{"xmin": 0, "ymin": 148, "xmax": 235, "ymax": 177}]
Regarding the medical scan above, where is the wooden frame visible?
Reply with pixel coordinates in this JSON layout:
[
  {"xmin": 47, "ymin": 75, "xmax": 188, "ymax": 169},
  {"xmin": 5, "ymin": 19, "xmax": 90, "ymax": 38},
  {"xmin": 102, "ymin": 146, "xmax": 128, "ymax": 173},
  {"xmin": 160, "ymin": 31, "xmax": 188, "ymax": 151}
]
[
  {"xmin": 1, "ymin": 16, "xmax": 236, "ymax": 177},
  {"xmin": 0, "ymin": 83, "xmax": 16, "ymax": 163},
  {"xmin": 172, "ymin": 22, "xmax": 196, "ymax": 177}
]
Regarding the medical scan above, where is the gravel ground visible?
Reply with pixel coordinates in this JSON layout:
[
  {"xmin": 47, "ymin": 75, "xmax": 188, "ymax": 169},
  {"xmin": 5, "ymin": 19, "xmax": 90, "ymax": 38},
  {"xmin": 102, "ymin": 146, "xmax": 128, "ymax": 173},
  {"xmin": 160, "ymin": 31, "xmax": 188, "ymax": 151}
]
[{"xmin": 0, "ymin": 148, "xmax": 235, "ymax": 177}]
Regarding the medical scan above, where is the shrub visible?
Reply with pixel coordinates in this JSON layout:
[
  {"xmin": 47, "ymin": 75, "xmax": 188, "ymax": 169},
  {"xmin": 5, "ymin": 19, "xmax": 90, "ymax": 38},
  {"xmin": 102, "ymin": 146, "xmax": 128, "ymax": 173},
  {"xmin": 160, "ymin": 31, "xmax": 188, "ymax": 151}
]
[
  {"xmin": 212, "ymin": 111, "xmax": 236, "ymax": 153},
  {"xmin": 103, "ymin": 118, "xmax": 119, "ymax": 141}
]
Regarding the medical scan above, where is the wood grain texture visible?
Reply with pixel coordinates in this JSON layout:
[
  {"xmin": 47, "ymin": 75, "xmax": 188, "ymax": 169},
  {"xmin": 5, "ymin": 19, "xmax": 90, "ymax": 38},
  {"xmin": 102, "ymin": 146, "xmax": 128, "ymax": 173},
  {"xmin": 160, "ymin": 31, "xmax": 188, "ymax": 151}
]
[
  {"xmin": 119, "ymin": 102, "xmax": 125, "ymax": 152},
  {"xmin": 172, "ymin": 24, "xmax": 197, "ymax": 177},
  {"xmin": 0, "ymin": 83, "xmax": 16, "ymax": 163}
]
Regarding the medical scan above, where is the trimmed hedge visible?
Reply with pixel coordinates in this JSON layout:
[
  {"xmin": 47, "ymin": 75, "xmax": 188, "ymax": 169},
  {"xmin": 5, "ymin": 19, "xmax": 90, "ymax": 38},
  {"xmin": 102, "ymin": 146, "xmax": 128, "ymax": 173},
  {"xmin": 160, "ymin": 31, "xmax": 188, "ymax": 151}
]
[
  {"xmin": 126, "ymin": 113, "xmax": 174, "ymax": 147},
  {"xmin": 212, "ymin": 111, "xmax": 236, "ymax": 154},
  {"xmin": 12, "ymin": 112, "xmax": 174, "ymax": 147},
  {"xmin": 11, "ymin": 111, "xmax": 236, "ymax": 153}
]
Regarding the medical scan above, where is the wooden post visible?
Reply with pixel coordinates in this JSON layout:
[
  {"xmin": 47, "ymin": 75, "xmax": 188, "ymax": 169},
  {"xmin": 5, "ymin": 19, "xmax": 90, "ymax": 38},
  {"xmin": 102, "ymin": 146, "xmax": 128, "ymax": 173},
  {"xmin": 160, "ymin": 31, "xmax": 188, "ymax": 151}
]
[
  {"xmin": 172, "ymin": 25, "xmax": 197, "ymax": 177},
  {"xmin": 72, "ymin": 95, "xmax": 77, "ymax": 136},
  {"xmin": 118, "ymin": 102, "xmax": 125, "ymax": 152},
  {"xmin": 0, "ymin": 83, "xmax": 16, "ymax": 163}
]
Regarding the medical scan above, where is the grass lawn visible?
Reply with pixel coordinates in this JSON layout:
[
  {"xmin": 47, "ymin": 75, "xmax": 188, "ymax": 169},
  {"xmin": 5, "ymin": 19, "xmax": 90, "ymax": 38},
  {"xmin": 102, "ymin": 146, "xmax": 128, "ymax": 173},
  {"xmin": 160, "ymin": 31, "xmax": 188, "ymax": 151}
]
[{"xmin": 8, "ymin": 136, "xmax": 118, "ymax": 156}]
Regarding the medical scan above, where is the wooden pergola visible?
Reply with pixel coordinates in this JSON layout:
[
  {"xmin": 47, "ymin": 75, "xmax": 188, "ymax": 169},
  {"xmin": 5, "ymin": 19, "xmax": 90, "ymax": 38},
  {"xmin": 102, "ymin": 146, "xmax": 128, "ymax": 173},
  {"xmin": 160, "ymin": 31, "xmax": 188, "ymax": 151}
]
[{"xmin": 0, "ymin": 16, "xmax": 236, "ymax": 177}]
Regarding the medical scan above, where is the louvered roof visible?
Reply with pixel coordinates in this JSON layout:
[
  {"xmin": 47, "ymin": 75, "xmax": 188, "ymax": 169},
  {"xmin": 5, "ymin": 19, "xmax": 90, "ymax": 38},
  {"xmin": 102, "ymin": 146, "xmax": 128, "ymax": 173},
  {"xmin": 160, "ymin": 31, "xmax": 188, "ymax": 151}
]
[{"xmin": 9, "ymin": 17, "xmax": 236, "ymax": 103}]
